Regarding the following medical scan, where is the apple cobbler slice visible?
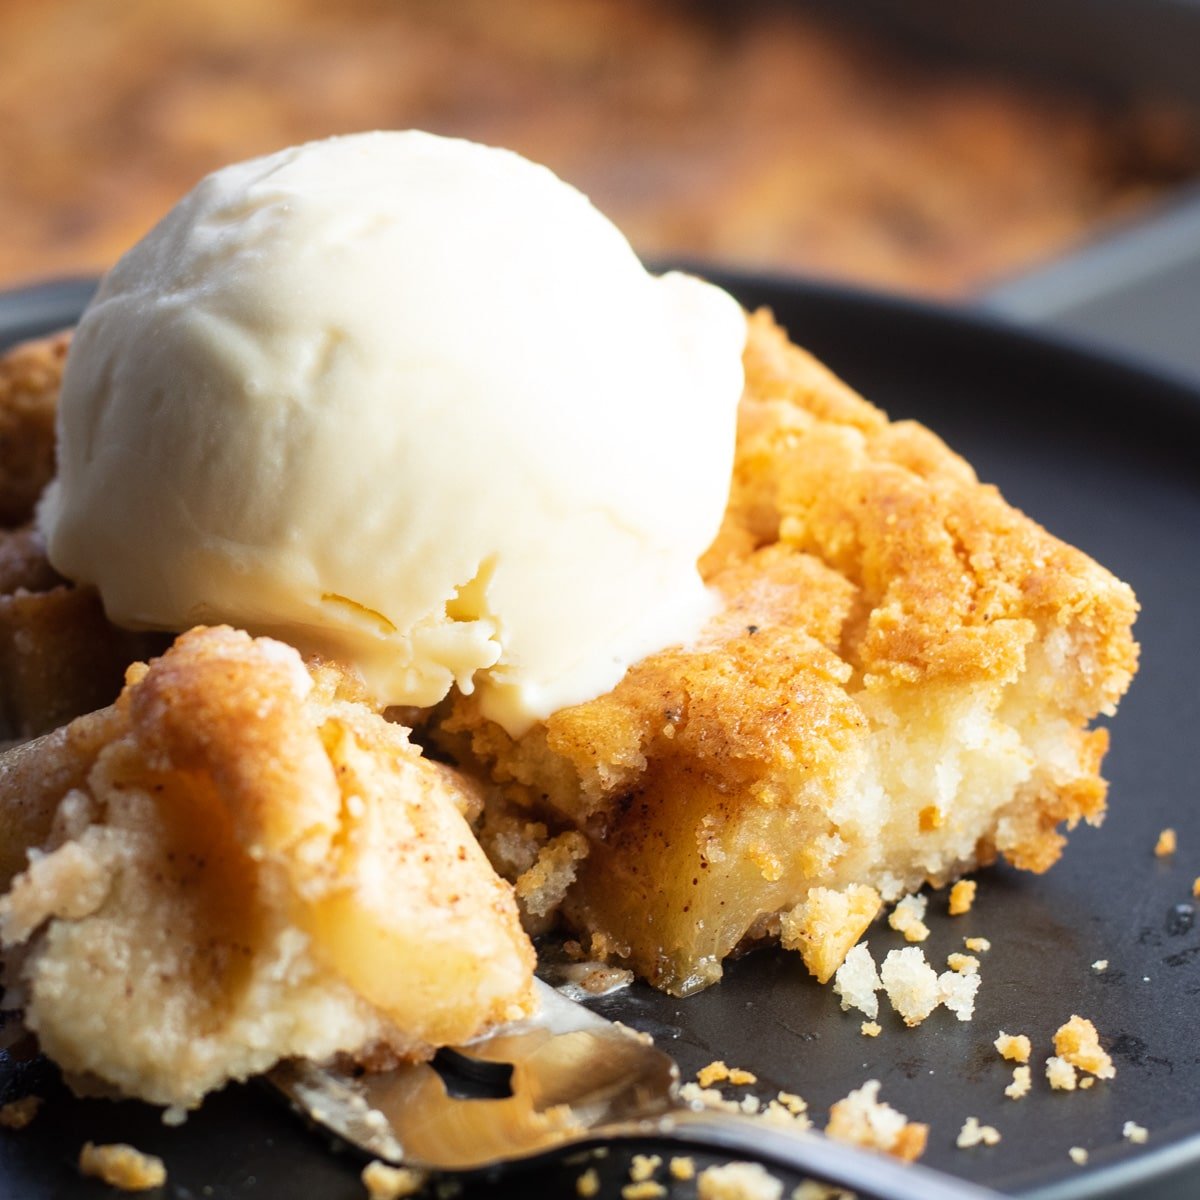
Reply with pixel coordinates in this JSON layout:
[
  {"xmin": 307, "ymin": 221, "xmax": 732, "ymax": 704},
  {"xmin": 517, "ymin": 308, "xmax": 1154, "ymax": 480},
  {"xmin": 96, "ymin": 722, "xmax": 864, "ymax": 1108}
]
[
  {"xmin": 0, "ymin": 626, "xmax": 535, "ymax": 1109},
  {"xmin": 434, "ymin": 311, "xmax": 1139, "ymax": 995}
]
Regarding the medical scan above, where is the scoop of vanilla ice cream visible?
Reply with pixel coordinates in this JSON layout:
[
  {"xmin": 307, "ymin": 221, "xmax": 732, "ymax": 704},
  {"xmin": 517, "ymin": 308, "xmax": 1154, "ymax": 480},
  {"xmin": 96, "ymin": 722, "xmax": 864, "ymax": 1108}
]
[{"xmin": 40, "ymin": 131, "xmax": 745, "ymax": 734}]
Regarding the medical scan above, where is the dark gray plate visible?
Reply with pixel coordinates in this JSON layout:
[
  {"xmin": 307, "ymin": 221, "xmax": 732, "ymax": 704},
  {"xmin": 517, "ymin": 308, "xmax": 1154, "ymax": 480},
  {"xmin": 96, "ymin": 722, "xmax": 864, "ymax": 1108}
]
[{"xmin": 1, "ymin": 274, "xmax": 1198, "ymax": 1199}]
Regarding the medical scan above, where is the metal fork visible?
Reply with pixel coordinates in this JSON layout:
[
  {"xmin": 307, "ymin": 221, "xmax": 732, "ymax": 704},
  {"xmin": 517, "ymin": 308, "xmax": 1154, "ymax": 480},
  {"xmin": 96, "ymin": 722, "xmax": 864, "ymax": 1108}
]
[{"xmin": 270, "ymin": 981, "xmax": 998, "ymax": 1200}]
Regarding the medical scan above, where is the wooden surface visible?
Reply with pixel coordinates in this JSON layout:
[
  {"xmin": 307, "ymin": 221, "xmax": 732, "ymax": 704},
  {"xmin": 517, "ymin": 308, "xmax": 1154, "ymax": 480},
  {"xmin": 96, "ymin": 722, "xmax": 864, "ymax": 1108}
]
[{"xmin": 1, "ymin": 0, "xmax": 1197, "ymax": 295}]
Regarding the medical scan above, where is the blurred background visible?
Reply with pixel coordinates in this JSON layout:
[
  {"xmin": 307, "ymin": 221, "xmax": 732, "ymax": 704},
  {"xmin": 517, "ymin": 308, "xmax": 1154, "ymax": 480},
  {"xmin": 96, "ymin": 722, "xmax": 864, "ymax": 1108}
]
[{"xmin": 2, "ymin": 0, "xmax": 1200, "ymax": 350}]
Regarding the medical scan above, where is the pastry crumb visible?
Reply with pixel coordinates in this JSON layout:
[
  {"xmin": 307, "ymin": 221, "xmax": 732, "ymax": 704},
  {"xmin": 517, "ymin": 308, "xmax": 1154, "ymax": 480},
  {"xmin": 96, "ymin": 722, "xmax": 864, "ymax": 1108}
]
[
  {"xmin": 948, "ymin": 880, "xmax": 976, "ymax": 916},
  {"xmin": 696, "ymin": 1160, "xmax": 783, "ymax": 1200},
  {"xmin": 1005, "ymin": 1066, "xmax": 1032, "ymax": 1100},
  {"xmin": 1155, "ymin": 828, "xmax": 1177, "ymax": 857},
  {"xmin": 781, "ymin": 885, "xmax": 882, "ymax": 984},
  {"xmin": 79, "ymin": 1142, "xmax": 167, "ymax": 1192},
  {"xmin": 946, "ymin": 953, "xmax": 979, "ymax": 975},
  {"xmin": 995, "ymin": 1032, "xmax": 1031, "ymax": 1064},
  {"xmin": 1192, "ymin": 878, "xmax": 1200, "ymax": 899},
  {"xmin": 964, "ymin": 937, "xmax": 991, "ymax": 953},
  {"xmin": 956, "ymin": 1116, "xmax": 1001, "ymax": 1148},
  {"xmin": 826, "ymin": 1080, "xmax": 928, "ymax": 1161},
  {"xmin": 576, "ymin": 1168, "xmax": 600, "ymax": 1198},
  {"xmin": 888, "ymin": 894, "xmax": 930, "ymax": 943},
  {"xmin": 630, "ymin": 1154, "xmax": 662, "ymax": 1182},
  {"xmin": 669, "ymin": 1157, "xmax": 696, "ymax": 1181},
  {"xmin": 362, "ymin": 1161, "xmax": 427, "ymax": 1200},
  {"xmin": 0, "ymin": 1095, "xmax": 41, "ymax": 1129},
  {"xmin": 1054, "ymin": 1015, "xmax": 1115, "ymax": 1080},
  {"xmin": 1123, "ymin": 1121, "xmax": 1149, "ymax": 1144},
  {"xmin": 1092, "ymin": 960, "xmax": 1108, "ymax": 972},
  {"xmin": 937, "ymin": 967, "xmax": 980, "ymax": 1021},
  {"xmin": 1080, "ymin": 1076, "xmax": 1096, "ymax": 1090},
  {"xmin": 621, "ymin": 1182, "xmax": 666, "ymax": 1200},
  {"xmin": 833, "ymin": 941, "xmax": 882, "ymax": 1019},
  {"xmin": 880, "ymin": 946, "xmax": 940, "ymax": 1027},
  {"xmin": 861, "ymin": 1020, "xmax": 881, "ymax": 1037},
  {"xmin": 698, "ymin": 1061, "xmax": 756, "ymax": 1087},
  {"xmin": 1046, "ymin": 1055, "xmax": 1078, "ymax": 1091},
  {"xmin": 1069, "ymin": 1147, "xmax": 1089, "ymax": 1165}
]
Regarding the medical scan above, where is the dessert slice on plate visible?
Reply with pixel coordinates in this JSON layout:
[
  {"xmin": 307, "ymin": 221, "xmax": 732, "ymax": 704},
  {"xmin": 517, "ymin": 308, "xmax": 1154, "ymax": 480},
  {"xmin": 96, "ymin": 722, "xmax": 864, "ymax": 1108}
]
[{"xmin": 437, "ymin": 311, "xmax": 1139, "ymax": 995}]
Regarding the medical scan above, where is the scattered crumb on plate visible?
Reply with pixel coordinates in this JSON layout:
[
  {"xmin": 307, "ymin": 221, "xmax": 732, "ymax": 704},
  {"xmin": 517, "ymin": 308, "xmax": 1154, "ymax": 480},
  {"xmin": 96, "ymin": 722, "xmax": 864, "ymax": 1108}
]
[
  {"xmin": 621, "ymin": 1182, "xmax": 666, "ymax": 1200},
  {"xmin": 946, "ymin": 953, "xmax": 979, "ymax": 974},
  {"xmin": 995, "ymin": 1032, "xmax": 1031, "ymax": 1064},
  {"xmin": 361, "ymin": 1161, "xmax": 427, "ymax": 1200},
  {"xmin": 948, "ymin": 880, "xmax": 977, "ymax": 916},
  {"xmin": 1092, "ymin": 960, "xmax": 1109, "ymax": 972},
  {"xmin": 576, "ymin": 1167, "xmax": 601, "ymax": 1198},
  {"xmin": 1046, "ymin": 1056, "xmax": 1078, "ymax": 1091},
  {"xmin": 1123, "ymin": 1121, "xmax": 1149, "ymax": 1144},
  {"xmin": 669, "ymin": 1157, "xmax": 696, "ymax": 1181},
  {"xmin": 79, "ymin": 1142, "xmax": 167, "ymax": 1192},
  {"xmin": 964, "ymin": 937, "xmax": 991, "ymax": 953},
  {"xmin": 833, "ymin": 942, "xmax": 881, "ymax": 1019},
  {"xmin": 1054, "ymin": 1015, "xmax": 1116, "ymax": 1079},
  {"xmin": 1069, "ymin": 1147, "xmax": 1089, "ymax": 1165},
  {"xmin": 1005, "ymin": 1066, "xmax": 1032, "ymax": 1100},
  {"xmin": 826, "ymin": 1080, "xmax": 928, "ymax": 1161},
  {"xmin": 698, "ymin": 1061, "xmax": 756, "ymax": 1087},
  {"xmin": 630, "ymin": 1154, "xmax": 662, "ymax": 1182},
  {"xmin": 880, "ymin": 947, "xmax": 940, "ymax": 1027},
  {"xmin": 888, "ymin": 894, "xmax": 930, "ymax": 943},
  {"xmin": 956, "ymin": 1117, "xmax": 1001, "ymax": 1148},
  {"xmin": 861, "ymin": 1020, "xmax": 882, "ymax": 1037},
  {"xmin": 1155, "ymin": 828, "xmax": 1177, "ymax": 857},
  {"xmin": 696, "ymin": 1160, "xmax": 783, "ymax": 1200},
  {"xmin": 0, "ymin": 1095, "xmax": 41, "ymax": 1129}
]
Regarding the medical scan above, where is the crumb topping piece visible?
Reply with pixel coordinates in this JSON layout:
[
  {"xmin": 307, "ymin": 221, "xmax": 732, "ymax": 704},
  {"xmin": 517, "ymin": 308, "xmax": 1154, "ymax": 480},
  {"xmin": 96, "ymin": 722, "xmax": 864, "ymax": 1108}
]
[
  {"xmin": 1155, "ymin": 828, "xmax": 1177, "ymax": 857},
  {"xmin": 576, "ymin": 1167, "xmax": 600, "ymax": 1198},
  {"xmin": 861, "ymin": 1020, "xmax": 882, "ymax": 1037},
  {"xmin": 995, "ymin": 1032, "xmax": 1031, "ymax": 1064},
  {"xmin": 696, "ymin": 1161, "xmax": 783, "ymax": 1200},
  {"xmin": 964, "ymin": 937, "xmax": 991, "ymax": 953},
  {"xmin": 948, "ymin": 880, "xmax": 977, "ymax": 916},
  {"xmin": 697, "ymin": 1061, "xmax": 757, "ymax": 1087},
  {"xmin": 1069, "ymin": 1147, "xmax": 1089, "ymax": 1165},
  {"xmin": 946, "ymin": 953, "xmax": 979, "ymax": 974},
  {"xmin": 0, "ymin": 1095, "xmax": 41, "ymax": 1129},
  {"xmin": 937, "ymin": 967, "xmax": 980, "ymax": 1021},
  {"xmin": 1046, "ymin": 1056, "xmax": 1078, "ymax": 1091},
  {"xmin": 826, "ymin": 1080, "xmax": 928, "ymax": 1162},
  {"xmin": 79, "ymin": 1142, "xmax": 167, "ymax": 1192},
  {"xmin": 669, "ymin": 1157, "xmax": 696, "ymax": 1181},
  {"xmin": 361, "ymin": 1161, "xmax": 427, "ymax": 1200},
  {"xmin": 1005, "ymin": 1066, "xmax": 1032, "ymax": 1100},
  {"xmin": 880, "ymin": 947, "xmax": 940, "ymax": 1027},
  {"xmin": 833, "ymin": 942, "xmax": 882, "ymax": 1019},
  {"xmin": 630, "ymin": 1154, "xmax": 663, "ymax": 1182},
  {"xmin": 1092, "ymin": 960, "xmax": 1108, "ymax": 972},
  {"xmin": 1193, "ymin": 878, "xmax": 1200, "ymax": 899},
  {"xmin": 1054, "ymin": 1015, "xmax": 1116, "ymax": 1080},
  {"xmin": 1123, "ymin": 1121, "xmax": 1149, "ymax": 1144},
  {"xmin": 888, "ymin": 894, "xmax": 930, "ymax": 943},
  {"xmin": 781, "ymin": 885, "xmax": 882, "ymax": 983},
  {"xmin": 621, "ymin": 1182, "xmax": 666, "ymax": 1200},
  {"xmin": 956, "ymin": 1117, "xmax": 1001, "ymax": 1148}
]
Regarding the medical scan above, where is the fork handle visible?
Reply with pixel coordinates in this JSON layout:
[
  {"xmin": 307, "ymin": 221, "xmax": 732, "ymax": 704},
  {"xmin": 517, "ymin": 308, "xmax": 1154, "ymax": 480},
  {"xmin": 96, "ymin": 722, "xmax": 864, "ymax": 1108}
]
[{"xmin": 625, "ymin": 1108, "xmax": 1001, "ymax": 1200}]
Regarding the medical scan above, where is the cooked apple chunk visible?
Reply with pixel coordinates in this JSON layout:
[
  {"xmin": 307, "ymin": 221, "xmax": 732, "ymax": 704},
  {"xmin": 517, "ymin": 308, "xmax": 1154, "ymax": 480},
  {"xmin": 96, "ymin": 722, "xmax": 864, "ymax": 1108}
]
[
  {"xmin": 0, "ymin": 626, "xmax": 536, "ymax": 1109},
  {"xmin": 436, "ymin": 311, "xmax": 1138, "ymax": 996}
]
